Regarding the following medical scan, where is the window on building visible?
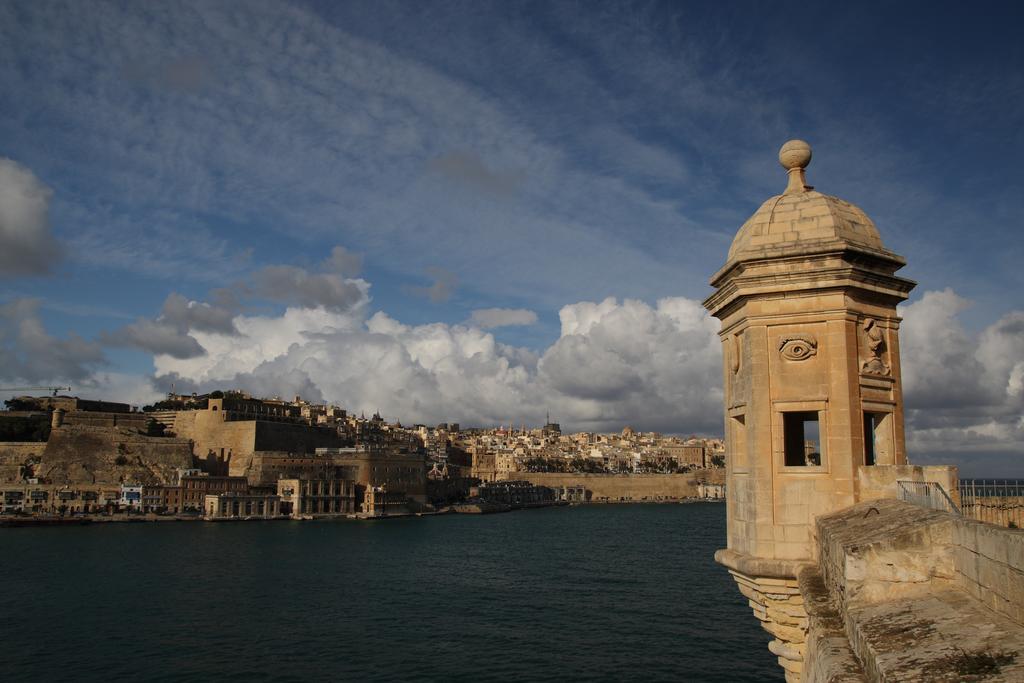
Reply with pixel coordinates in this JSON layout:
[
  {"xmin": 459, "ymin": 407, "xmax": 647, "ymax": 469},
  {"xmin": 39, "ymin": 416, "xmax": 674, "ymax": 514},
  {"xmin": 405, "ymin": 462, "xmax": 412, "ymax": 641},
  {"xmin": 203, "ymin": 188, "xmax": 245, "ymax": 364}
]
[
  {"xmin": 730, "ymin": 414, "xmax": 746, "ymax": 471},
  {"xmin": 863, "ymin": 412, "xmax": 878, "ymax": 466},
  {"xmin": 863, "ymin": 411, "xmax": 892, "ymax": 466},
  {"xmin": 783, "ymin": 411, "xmax": 823, "ymax": 467}
]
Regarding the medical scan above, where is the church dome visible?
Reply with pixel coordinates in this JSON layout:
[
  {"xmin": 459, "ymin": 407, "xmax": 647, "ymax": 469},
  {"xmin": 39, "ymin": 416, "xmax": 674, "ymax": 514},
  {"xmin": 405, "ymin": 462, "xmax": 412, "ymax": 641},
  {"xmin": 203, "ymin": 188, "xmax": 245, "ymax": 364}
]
[{"xmin": 726, "ymin": 140, "xmax": 889, "ymax": 264}]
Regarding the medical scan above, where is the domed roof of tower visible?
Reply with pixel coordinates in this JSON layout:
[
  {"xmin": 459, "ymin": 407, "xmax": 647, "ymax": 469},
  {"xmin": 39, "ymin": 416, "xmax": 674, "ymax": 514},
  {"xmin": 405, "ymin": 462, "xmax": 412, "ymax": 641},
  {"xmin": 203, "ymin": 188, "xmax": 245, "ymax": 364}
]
[{"xmin": 726, "ymin": 140, "xmax": 893, "ymax": 264}]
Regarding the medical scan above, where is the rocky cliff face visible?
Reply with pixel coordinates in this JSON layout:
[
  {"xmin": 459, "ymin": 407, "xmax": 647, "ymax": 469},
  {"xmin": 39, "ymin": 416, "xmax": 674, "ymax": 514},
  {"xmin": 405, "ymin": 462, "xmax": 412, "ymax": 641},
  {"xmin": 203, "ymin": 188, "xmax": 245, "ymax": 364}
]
[{"xmin": 38, "ymin": 425, "xmax": 193, "ymax": 485}]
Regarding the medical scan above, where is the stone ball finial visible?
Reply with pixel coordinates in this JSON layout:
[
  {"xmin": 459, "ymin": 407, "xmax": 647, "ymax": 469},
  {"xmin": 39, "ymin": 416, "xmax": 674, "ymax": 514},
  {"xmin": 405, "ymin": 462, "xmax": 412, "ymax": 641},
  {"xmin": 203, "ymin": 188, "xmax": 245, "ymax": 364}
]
[{"xmin": 779, "ymin": 139, "xmax": 812, "ymax": 170}]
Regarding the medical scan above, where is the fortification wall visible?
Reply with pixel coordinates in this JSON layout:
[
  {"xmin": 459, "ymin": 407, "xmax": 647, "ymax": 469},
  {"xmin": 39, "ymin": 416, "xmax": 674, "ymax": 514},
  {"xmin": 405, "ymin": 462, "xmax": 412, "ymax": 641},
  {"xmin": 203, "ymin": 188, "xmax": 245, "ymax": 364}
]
[
  {"xmin": 253, "ymin": 420, "xmax": 343, "ymax": 453},
  {"xmin": 0, "ymin": 442, "xmax": 46, "ymax": 483},
  {"xmin": 172, "ymin": 412, "xmax": 343, "ymax": 462},
  {"xmin": 497, "ymin": 470, "xmax": 725, "ymax": 500},
  {"xmin": 62, "ymin": 411, "xmax": 152, "ymax": 431},
  {"xmin": 38, "ymin": 425, "xmax": 192, "ymax": 485},
  {"xmin": 175, "ymin": 412, "xmax": 257, "ymax": 460}
]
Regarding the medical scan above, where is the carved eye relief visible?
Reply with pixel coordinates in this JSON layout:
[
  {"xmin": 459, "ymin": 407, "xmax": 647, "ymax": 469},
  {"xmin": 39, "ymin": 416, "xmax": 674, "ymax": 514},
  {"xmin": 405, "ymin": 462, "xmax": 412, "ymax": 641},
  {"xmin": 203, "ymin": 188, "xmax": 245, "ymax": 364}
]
[{"xmin": 779, "ymin": 335, "xmax": 817, "ymax": 361}]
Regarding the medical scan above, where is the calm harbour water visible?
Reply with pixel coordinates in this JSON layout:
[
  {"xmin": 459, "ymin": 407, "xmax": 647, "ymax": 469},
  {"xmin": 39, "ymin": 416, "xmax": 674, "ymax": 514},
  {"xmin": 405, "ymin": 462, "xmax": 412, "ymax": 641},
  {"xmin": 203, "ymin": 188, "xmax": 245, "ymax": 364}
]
[{"xmin": 1, "ymin": 504, "xmax": 780, "ymax": 682}]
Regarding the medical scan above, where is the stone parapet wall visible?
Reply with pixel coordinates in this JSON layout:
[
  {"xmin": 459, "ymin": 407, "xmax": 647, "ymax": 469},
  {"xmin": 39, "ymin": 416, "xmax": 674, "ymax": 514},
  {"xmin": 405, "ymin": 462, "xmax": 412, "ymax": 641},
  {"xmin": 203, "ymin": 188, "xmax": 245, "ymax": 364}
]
[
  {"xmin": 799, "ymin": 566, "xmax": 865, "ymax": 682},
  {"xmin": 816, "ymin": 499, "xmax": 956, "ymax": 610},
  {"xmin": 62, "ymin": 411, "xmax": 152, "ymax": 431},
  {"xmin": 953, "ymin": 516, "xmax": 1024, "ymax": 626},
  {"xmin": 804, "ymin": 499, "xmax": 1024, "ymax": 682},
  {"xmin": 857, "ymin": 464, "xmax": 960, "ymax": 507}
]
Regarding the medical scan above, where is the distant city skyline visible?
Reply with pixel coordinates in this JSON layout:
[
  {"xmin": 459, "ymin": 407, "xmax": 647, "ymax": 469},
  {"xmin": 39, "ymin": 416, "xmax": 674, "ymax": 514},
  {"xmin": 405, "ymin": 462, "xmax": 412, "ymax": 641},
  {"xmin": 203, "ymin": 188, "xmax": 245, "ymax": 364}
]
[{"xmin": 1, "ymin": 1, "xmax": 1022, "ymax": 475}]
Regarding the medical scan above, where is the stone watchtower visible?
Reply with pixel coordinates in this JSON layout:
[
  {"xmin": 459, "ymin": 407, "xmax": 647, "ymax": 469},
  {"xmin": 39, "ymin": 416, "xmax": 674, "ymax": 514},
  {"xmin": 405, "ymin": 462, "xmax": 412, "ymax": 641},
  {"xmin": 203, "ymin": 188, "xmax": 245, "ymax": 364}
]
[{"xmin": 703, "ymin": 141, "xmax": 916, "ymax": 679}]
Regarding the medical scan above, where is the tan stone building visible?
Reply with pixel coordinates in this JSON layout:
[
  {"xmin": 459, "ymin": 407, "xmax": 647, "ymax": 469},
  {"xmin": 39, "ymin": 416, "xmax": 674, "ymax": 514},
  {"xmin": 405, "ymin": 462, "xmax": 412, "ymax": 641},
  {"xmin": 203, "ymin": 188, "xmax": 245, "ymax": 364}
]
[
  {"xmin": 276, "ymin": 478, "xmax": 356, "ymax": 518},
  {"xmin": 203, "ymin": 492, "xmax": 281, "ymax": 519}
]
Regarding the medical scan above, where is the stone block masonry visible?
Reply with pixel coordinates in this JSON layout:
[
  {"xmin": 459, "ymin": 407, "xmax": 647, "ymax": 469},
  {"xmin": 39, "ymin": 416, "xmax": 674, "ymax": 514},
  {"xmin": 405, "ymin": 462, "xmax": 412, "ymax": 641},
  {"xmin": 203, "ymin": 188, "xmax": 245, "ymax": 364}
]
[
  {"xmin": 38, "ymin": 424, "xmax": 192, "ymax": 485},
  {"xmin": 802, "ymin": 499, "xmax": 1024, "ymax": 682}
]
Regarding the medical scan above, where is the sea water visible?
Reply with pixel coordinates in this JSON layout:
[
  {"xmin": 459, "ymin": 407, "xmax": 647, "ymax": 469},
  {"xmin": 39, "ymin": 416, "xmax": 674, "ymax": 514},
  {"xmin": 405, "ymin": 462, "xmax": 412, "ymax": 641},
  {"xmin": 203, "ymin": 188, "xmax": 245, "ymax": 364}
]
[{"xmin": 0, "ymin": 503, "xmax": 781, "ymax": 682}]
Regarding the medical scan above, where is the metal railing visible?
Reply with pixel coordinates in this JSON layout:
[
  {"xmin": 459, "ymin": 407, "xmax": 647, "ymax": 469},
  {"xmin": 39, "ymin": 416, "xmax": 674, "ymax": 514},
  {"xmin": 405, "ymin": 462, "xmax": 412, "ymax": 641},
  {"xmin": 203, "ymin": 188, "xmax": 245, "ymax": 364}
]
[
  {"xmin": 959, "ymin": 479, "xmax": 1024, "ymax": 528},
  {"xmin": 896, "ymin": 480, "xmax": 961, "ymax": 515}
]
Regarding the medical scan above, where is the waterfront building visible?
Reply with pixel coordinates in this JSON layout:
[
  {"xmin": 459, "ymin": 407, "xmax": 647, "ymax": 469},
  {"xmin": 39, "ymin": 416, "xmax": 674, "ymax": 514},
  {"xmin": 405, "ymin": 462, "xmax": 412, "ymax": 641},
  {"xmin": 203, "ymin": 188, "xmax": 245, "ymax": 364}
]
[
  {"xmin": 315, "ymin": 446, "xmax": 427, "ymax": 506},
  {"xmin": 552, "ymin": 484, "xmax": 587, "ymax": 503},
  {"xmin": 178, "ymin": 475, "xmax": 249, "ymax": 513},
  {"xmin": 469, "ymin": 480, "xmax": 556, "ymax": 507},
  {"xmin": 203, "ymin": 492, "xmax": 282, "ymax": 519},
  {"xmin": 361, "ymin": 485, "xmax": 409, "ymax": 516},
  {"xmin": 276, "ymin": 478, "xmax": 356, "ymax": 518},
  {"xmin": 119, "ymin": 484, "xmax": 143, "ymax": 510}
]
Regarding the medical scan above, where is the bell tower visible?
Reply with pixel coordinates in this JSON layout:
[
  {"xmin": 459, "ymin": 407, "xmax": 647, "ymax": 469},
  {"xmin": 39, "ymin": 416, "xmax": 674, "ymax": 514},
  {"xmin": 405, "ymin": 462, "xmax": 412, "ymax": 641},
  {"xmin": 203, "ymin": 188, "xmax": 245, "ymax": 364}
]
[{"xmin": 703, "ymin": 140, "xmax": 915, "ymax": 680}]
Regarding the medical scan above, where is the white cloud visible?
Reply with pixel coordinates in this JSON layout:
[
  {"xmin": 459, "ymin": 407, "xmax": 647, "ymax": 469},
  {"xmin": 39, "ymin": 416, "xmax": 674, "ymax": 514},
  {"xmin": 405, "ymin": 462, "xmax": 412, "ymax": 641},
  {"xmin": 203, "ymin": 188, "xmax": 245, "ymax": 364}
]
[
  {"xmin": 80, "ymin": 371, "xmax": 163, "ymax": 408},
  {"xmin": 152, "ymin": 296, "xmax": 722, "ymax": 433},
  {"xmin": 469, "ymin": 308, "xmax": 538, "ymax": 329},
  {"xmin": 0, "ymin": 158, "xmax": 61, "ymax": 277},
  {"xmin": 900, "ymin": 289, "xmax": 1024, "ymax": 455}
]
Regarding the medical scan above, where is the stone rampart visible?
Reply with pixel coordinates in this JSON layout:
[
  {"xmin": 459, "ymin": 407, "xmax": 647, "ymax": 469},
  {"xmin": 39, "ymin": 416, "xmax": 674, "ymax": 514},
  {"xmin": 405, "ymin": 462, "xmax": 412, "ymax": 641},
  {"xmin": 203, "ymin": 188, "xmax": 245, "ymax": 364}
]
[
  {"xmin": 62, "ymin": 410, "xmax": 152, "ymax": 431},
  {"xmin": 170, "ymin": 411, "xmax": 344, "ymax": 461},
  {"xmin": 0, "ymin": 442, "xmax": 46, "ymax": 483},
  {"xmin": 38, "ymin": 425, "xmax": 193, "ymax": 485},
  {"xmin": 496, "ymin": 470, "xmax": 725, "ymax": 500},
  {"xmin": 802, "ymin": 499, "xmax": 1024, "ymax": 682}
]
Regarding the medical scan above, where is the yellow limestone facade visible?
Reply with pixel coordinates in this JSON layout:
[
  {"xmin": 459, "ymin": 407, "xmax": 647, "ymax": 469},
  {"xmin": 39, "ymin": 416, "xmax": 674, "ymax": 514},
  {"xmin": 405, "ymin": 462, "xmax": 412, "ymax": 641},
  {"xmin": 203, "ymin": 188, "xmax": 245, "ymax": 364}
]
[{"xmin": 703, "ymin": 140, "xmax": 916, "ymax": 681}]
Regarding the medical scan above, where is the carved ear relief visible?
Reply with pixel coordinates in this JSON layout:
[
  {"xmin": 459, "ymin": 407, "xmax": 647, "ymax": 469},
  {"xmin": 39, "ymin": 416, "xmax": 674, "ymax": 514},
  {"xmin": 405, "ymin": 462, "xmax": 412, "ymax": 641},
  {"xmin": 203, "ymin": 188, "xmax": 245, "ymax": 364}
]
[
  {"xmin": 778, "ymin": 334, "xmax": 817, "ymax": 361},
  {"xmin": 729, "ymin": 334, "xmax": 742, "ymax": 374},
  {"xmin": 860, "ymin": 317, "xmax": 891, "ymax": 376}
]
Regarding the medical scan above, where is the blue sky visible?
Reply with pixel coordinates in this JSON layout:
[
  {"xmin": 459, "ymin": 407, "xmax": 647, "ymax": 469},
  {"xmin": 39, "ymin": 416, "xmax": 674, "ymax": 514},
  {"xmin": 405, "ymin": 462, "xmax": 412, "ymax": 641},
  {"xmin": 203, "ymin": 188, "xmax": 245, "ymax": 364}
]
[{"xmin": 1, "ymin": 1, "xmax": 1023, "ymax": 475}]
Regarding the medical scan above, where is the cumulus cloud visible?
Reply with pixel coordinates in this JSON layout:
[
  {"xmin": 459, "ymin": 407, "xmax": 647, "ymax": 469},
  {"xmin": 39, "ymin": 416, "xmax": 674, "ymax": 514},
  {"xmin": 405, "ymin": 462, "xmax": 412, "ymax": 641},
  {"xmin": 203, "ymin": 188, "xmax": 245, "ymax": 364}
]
[
  {"xmin": 0, "ymin": 158, "xmax": 61, "ymax": 277},
  {"xmin": 469, "ymin": 308, "xmax": 538, "ymax": 329},
  {"xmin": 252, "ymin": 265, "xmax": 369, "ymax": 312},
  {"xmin": 153, "ymin": 296, "xmax": 722, "ymax": 433},
  {"xmin": 538, "ymin": 297, "xmax": 722, "ymax": 428},
  {"xmin": 900, "ymin": 289, "xmax": 1024, "ymax": 455},
  {"xmin": 0, "ymin": 298, "xmax": 104, "ymax": 383}
]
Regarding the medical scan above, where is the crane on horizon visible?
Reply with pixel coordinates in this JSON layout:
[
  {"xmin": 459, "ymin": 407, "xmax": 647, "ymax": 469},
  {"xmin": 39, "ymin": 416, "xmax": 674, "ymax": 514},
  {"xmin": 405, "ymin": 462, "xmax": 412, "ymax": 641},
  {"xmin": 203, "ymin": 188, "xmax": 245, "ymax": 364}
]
[{"xmin": 0, "ymin": 385, "xmax": 72, "ymax": 397}]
